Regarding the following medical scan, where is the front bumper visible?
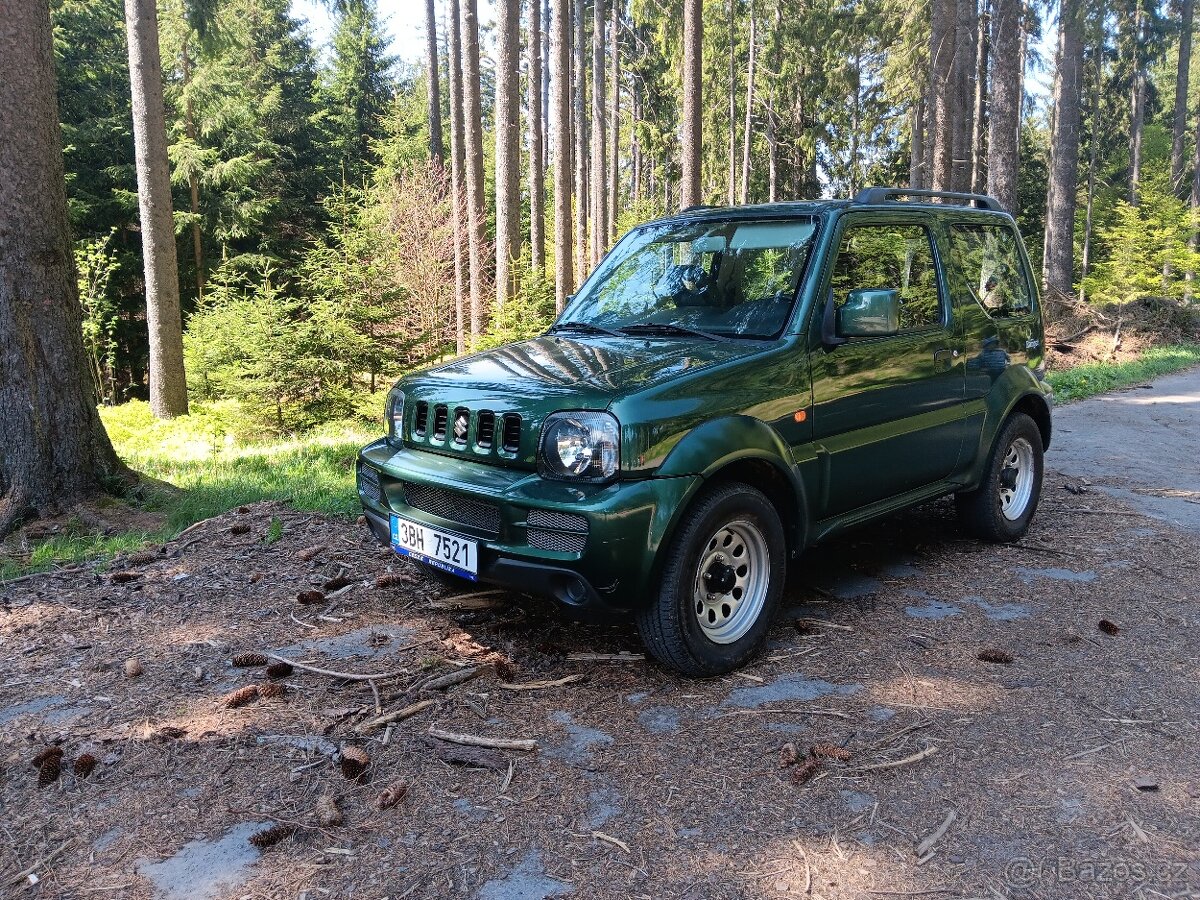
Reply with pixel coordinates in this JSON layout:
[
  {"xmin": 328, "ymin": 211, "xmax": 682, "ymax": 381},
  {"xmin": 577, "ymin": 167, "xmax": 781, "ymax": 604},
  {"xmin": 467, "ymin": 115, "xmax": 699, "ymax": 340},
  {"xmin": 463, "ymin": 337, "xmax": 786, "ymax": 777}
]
[{"xmin": 357, "ymin": 439, "xmax": 699, "ymax": 619}]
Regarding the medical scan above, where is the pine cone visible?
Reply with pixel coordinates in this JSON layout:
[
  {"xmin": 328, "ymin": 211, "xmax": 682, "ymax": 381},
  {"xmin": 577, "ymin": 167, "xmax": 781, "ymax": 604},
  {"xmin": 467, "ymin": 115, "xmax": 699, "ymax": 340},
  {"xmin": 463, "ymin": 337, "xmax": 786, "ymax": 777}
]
[
  {"xmin": 339, "ymin": 746, "xmax": 370, "ymax": 780},
  {"xmin": 977, "ymin": 648, "xmax": 1014, "ymax": 665},
  {"xmin": 374, "ymin": 573, "xmax": 410, "ymax": 588},
  {"xmin": 232, "ymin": 652, "xmax": 268, "ymax": 668},
  {"xmin": 31, "ymin": 746, "xmax": 64, "ymax": 769},
  {"xmin": 376, "ymin": 781, "xmax": 408, "ymax": 810},
  {"xmin": 1098, "ymin": 619, "xmax": 1120, "ymax": 636},
  {"xmin": 124, "ymin": 658, "xmax": 144, "ymax": 677},
  {"xmin": 223, "ymin": 685, "xmax": 260, "ymax": 708},
  {"xmin": 248, "ymin": 824, "xmax": 296, "ymax": 849},
  {"xmin": 266, "ymin": 661, "xmax": 294, "ymax": 679},
  {"xmin": 315, "ymin": 795, "xmax": 343, "ymax": 826},
  {"xmin": 323, "ymin": 575, "xmax": 353, "ymax": 591},
  {"xmin": 296, "ymin": 590, "xmax": 325, "ymax": 605},
  {"xmin": 228, "ymin": 523, "xmax": 251, "ymax": 535},
  {"xmin": 260, "ymin": 682, "xmax": 287, "ymax": 699},
  {"xmin": 127, "ymin": 549, "xmax": 160, "ymax": 566},
  {"xmin": 110, "ymin": 571, "xmax": 141, "ymax": 584},
  {"xmin": 810, "ymin": 743, "xmax": 852, "ymax": 761},
  {"xmin": 74, "ymin": 753, "xmax": 97, "ymax": 779},
  {"xmin": 492, "ymin": 657, "xmax": 517, "ymax": 683},
  {"xmin": 791, "ymin": 757, "xmax": 822, "ymax": 785},
  {"xmin": 297, "ymin": 544, "xmax": 327, "ymax": 561},
  {"xmin": 38, "ymin": 756, "xmax": 62, "ymax": 788}
]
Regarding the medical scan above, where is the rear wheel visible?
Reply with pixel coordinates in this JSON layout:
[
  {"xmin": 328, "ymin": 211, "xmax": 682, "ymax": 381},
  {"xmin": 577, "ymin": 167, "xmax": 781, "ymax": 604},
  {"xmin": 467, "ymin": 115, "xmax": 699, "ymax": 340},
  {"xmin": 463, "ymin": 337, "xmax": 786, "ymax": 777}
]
[
  {"xmin": 636, "ymin": 482, "xmax": 786, "ymax": 677},
  {"xmin": 956, "ymin": 412, "xmax": 1044, "ymax": 542}
]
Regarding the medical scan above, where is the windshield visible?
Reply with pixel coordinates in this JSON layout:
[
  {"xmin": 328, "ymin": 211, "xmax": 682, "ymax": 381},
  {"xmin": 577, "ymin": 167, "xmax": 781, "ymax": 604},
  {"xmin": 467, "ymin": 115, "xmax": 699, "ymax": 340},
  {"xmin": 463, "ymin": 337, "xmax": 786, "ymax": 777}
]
[{"xmin": 556, "ymin": 217, "xmax": 818, "ymax": 340}]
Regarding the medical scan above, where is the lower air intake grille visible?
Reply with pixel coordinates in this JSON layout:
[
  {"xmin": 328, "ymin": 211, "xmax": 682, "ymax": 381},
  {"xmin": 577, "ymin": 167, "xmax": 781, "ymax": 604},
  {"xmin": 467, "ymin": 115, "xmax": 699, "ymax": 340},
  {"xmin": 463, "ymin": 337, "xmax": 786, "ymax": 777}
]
[
  {"xmin": 528, "ymin": 528, "xmax": 587, "ymax": 553},
  {"xmin": 402, "ymin": 482, "xmax": 501, "ymax": 534},
  {"xmin": 527, "ymin": 509, "xmax": 588, "ymax": 532},
  {"xmin": 357, "ymin": 464, "xmax": 381, "ymax": 504}
]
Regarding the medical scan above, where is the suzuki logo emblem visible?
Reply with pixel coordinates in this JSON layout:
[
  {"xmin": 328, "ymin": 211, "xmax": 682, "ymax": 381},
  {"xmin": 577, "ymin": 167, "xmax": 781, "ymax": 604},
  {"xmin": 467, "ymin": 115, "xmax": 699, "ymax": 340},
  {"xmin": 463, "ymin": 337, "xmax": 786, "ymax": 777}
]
[{"xmin": 453, "ymin": 412, "xmax": 469, "ymax": 441}]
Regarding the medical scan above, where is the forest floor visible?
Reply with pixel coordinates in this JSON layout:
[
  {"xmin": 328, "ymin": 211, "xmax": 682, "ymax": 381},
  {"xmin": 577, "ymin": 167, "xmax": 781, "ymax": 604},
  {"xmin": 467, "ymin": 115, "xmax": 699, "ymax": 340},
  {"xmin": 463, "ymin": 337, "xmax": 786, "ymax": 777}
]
[{"xmin": 3, "ymin": 457, "xmax": 1199, "ymax": 898}]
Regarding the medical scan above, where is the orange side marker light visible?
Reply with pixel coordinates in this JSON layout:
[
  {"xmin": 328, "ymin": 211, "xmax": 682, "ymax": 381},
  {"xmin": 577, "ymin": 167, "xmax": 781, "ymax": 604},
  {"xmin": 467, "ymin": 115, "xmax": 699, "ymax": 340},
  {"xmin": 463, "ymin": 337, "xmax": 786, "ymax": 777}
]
[{"xmin": 793, "ymin": 409, "xmax": 808, "ymax": 423}]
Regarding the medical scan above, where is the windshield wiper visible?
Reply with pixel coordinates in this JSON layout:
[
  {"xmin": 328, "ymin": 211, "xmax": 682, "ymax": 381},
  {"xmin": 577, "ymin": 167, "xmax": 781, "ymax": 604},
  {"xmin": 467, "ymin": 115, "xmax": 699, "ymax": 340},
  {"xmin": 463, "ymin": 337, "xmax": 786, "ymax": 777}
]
[
  {"xmin": 617, "ymin": 322, "xmax": 729, "ymax": 342},
  {"xmin": 549, "ymin": 321, "xmax": 624, "ymax": 338}
]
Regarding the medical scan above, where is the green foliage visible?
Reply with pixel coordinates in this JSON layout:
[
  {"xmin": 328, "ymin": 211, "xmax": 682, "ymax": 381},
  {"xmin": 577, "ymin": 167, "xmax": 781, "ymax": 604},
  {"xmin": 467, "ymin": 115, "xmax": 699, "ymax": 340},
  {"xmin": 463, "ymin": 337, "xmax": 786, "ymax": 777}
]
[
  {"xmin": 76, "ymin": 231, "xmax": 123, "ymax": 405},
  {"xmin": 1047, "ymin": 344, "xmax": 1200, "ymax": 402},
  {"xmin": 474, "ymin": 255, "xmax": 557, "ymax": 350}
]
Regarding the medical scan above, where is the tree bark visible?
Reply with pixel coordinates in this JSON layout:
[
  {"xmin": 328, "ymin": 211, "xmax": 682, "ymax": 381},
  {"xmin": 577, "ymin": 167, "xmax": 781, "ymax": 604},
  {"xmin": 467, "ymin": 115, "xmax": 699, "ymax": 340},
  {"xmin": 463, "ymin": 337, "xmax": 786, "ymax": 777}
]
[
  {"xmin": 970, "ymin": 1, "xmax": 989, "ymax": 194},
  {"xmin": 590, "ymin": 0, "xmax": 608, "ymax": 265},
  {"xmin": 608, "ymin": 0, "xmax": 620, "ymax": 242},
  {"xmin": 1, "ymin": 0, "xmax": 130, "ymax": 536},
  {"xmin": 572, "ymin": 0, "xmax": 588, "ymax": 281},
  {"xmin": 124, "ymin": 0, "xmax": 188, "ymax": 417},
  {"xmin": 448, "ymin": 0, "xmax": 467, "ymax": 352},
  {"xmin": 425, "ymin": 0, "xmax": 444, "ymax": 171},
  {"xmin": 1171, "ymin": 0, "xmax": 1194, "ymax": 194},
  {"xmin": 1129, "ymin": 0, "xmax": 1145, "ymax": 206},
  {"xmin": 987, "ymin": 0, "xmax": 1020, "ymax": 212},
  {"xmin": 182, "ymin": 38, "xmax": 204, "ymax": 301},
  {"xmin": 680, "ymin": 0, "xmax": 703, "ymax": 208},
  {"xmin": 928, "ymin": 0, "xmax": 957, "ymax": 192},
  {"xmin": 528, "ymin": 0, "xmax": 545, "ymax": 273},
  {"xmin": 552, "ymin": 0, "xmax": 575, "ymax": 310},
  {"xmin": 727, "ymin": 0, "xmax": 737, "ymax": 205},
  {"xmin": 495, "ymin": 0, "xmax": 522, "ymax": 306},
  {"xmin": 909, "ymin": 97, "xmax": 926, "ymax": 189},
  {"xmin": 950, "ymin": 0, "xmax": 977, "ymax": 192},
  {"xmin": 1042, "ymin": 0, "xmax": 1084, "ymax": 300},
  {"xmin": 460, "ymin": 0, "xmax": 487, "ymax": 335},
  {"xmin": 766, "ymin": 0, "xmax": 781, "ymax": 201},
  {"xmin": 740, "ymin": 1, "xmax": 757, "ymax": 204},
  {"xmin": 1080, "ymin": 44, "xmax": 1100, "ymax": 302}
]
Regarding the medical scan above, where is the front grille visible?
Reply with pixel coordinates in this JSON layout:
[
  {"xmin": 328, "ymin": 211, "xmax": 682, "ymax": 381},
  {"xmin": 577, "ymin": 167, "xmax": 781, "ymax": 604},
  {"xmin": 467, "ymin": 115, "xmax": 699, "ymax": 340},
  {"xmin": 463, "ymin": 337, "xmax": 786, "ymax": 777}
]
[
  {"xmin": 501, "ymin": 413, "xmax": 522, "ymax": 452},
  {"xmin": 432, "ymin": 404, "xmax": 449, "ymax": 440},
  {"xmin": 412, "ymin": 401, "xmax": 429, "ymax": 437},
  {"xmin": 452, "ymin": 406, "xmax": 470, "ymax": 445},
  {"xmin": 527, "ymin": 509, "xmax": 588, "ymax": 532},
  {"xmin": 529, "ymin": 528, "xmax": 587, "ymax": 553},
  {"xmin": 402, "ymin": 482, "xmax": 501, "ymax": 534},
  {"xmin": 476, "ymin": 410, "xmax": 496, "ymax": 448}
]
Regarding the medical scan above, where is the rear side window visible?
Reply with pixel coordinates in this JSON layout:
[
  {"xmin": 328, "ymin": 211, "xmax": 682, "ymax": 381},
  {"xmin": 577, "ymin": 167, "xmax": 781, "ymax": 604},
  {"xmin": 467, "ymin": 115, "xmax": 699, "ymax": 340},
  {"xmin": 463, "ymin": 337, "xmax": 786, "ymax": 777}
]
[
  {"xmin": 830, "ymin": 224, "xmax": 942, "ymax": 331},
  {"xmin": 949, "ymin": 224, "xmax": 1034, "ymax": 319}
]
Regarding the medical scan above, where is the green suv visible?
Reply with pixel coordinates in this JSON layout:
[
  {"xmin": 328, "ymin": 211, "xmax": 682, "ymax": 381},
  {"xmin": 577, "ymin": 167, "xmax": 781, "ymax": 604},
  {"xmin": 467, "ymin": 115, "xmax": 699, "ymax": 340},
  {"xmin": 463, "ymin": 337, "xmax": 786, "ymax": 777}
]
[{"xmin": 357, "ymin": 188, "xmax": 1052, "ymax": 676}]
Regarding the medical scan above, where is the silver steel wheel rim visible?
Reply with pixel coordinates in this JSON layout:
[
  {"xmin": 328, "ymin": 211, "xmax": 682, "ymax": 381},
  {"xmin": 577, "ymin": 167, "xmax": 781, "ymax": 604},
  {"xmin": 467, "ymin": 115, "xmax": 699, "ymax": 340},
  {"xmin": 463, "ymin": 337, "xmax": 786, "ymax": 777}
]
[
  {"xmin": 693, "ymin": 519, "xmax": 770, "ymax": 644},
  {"xmin": 999, "ymin": 437, "xmax": 1035, "ymax": 521}
]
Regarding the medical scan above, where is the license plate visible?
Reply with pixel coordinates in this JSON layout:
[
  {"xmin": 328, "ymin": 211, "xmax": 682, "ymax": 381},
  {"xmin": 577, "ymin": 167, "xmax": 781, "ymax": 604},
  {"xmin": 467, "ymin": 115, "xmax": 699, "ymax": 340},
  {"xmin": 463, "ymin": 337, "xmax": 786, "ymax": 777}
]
[{"xmin": 390, "ymin": 515, "xmax": 478, "ymax": 580}]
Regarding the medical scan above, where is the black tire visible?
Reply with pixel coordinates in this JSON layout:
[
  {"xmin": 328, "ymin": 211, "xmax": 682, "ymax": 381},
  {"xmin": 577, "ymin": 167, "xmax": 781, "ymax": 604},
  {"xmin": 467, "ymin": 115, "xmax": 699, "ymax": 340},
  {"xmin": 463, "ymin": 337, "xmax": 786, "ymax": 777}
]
[
  {"xmin": 955, "ymin": 412, "xmax": 1044, "ymax": 542},
  {"xmin": 636, "ymin": 481, "xmax": 787, "ymax": 677}
]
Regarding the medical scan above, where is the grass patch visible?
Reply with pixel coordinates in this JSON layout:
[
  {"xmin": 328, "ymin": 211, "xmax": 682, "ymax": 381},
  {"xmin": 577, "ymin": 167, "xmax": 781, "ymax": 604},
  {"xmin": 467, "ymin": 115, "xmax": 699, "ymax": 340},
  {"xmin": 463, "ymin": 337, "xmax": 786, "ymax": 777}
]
[
  {"xmin": 1, "ymin": 400, "xmax": 378, "ymax": 579},
  {"xmin": 1047, "ymin": 343, "xmax": 1200, "ymax": 403}
]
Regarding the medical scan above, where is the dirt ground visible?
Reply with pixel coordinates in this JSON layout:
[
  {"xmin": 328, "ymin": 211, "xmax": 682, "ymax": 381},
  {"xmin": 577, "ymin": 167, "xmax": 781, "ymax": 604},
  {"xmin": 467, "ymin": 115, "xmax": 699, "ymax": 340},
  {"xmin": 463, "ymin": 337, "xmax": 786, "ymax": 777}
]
[{"xmin": 2, "ymin": 468, "xmax": 1199, "ymax": 899}]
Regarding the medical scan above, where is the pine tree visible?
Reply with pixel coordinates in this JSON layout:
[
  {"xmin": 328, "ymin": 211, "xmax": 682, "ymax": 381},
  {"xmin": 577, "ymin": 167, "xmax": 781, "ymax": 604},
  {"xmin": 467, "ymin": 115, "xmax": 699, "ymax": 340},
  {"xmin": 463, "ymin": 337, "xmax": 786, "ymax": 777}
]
[
  {"xmin": 425, "ymin": 0, "xmax": 444, "ymax": 172},
  {"xmin": 680, "ymin": 0, "xmax": 703, "ymax": 208},
  {"xmin": 1043, "ymin": 0, "xmax": 1085, "ymax": 299},
  {"xmin": 494, "ymin": 0, "xmax": 522, "ymax": 305},
  {"xmin": 987, "ymin": 0, "xmax": 1020, "ymax": 211},
  {"xmin": 527, "ymin": 0, "xmax": 545, "ymax": 273},
  {"xmin": 551, "ymin": 0, "xmax": 574, "ymax": 310},
  {"xmin": 325, "ymin": 0, "xmax": 395, "ymax": 188}
]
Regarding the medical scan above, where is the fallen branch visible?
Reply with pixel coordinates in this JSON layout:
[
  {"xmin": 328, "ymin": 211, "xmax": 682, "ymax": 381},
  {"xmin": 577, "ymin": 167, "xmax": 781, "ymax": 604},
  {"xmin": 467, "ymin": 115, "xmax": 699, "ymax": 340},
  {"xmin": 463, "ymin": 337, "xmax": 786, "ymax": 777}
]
[
  {"xmin": 7, "ymin": 838, "xmax": 75, "ymax": 887},
  {"xmin": 266, "ymin": 653, "xmax": 404, "ymax": 682},
  {"xmin": 428, "ymin": 590, "xmax": 507, "ymax": 610},
  {"xmin": 415, "ymin": 666, "xmax": 479, "ymax": 693},
  {"xmin": 424, "ymin": 737, "xmax": 508, "ymax": 771},
  {"xmin": 853, "ymin": 745, "xmax": 939, "ymax": 773},
  {"xmin": 566, "ymin": 651, "xmax": 645, "ymax": 662},
  {"xmin": 498, "ymin": 674, "xmax": 586, "ymax": 691},
  {"xmin": 792, "ymin": 841, "xmax": 812, "ymax": 895},
  {"xmin": 914, "ymin": 809, "xmax": 957, "ymax": 857},
  {"xmin": 355, "ymin": 700, "xmax": 437, "ymax": 734},
  {"xmin": 427, "ymin": 726, "xmax": 538, "ymax": 752},
  {"xmin": 592, "ymin": 831, "xmax": 630, "ymax": 853}
]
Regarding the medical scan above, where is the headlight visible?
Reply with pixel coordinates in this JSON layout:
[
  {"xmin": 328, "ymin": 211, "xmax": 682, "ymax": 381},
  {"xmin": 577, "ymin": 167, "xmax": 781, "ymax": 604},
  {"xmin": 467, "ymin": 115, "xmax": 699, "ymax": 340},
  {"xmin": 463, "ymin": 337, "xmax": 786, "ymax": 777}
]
[
  {"xmin": 385, "ymin": 387, "xmax": 405, "ymax": 445},
  {"xmin": 538, "ymin": 411, "xmax": 620, "ymax": 482}
]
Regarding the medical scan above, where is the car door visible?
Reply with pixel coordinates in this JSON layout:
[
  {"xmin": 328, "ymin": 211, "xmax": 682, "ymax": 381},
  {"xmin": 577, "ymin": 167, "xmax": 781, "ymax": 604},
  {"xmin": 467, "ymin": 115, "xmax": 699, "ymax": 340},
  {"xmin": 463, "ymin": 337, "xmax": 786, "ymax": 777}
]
[{"xmin": 809, "ymin": 213, "xmax": 967, "ymax": 518}]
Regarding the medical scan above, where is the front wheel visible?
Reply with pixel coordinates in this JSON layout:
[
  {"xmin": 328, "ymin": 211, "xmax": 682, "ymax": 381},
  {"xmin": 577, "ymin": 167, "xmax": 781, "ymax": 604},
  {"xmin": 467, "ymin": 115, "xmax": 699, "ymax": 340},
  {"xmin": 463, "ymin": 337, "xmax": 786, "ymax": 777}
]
[
  {"xmin": 956, "ymin": 411, "xmax": 1044, "ymax": 542},
  {"xmin": 636, "ymin": 482, "xmax": 786, "ymax": 677}
]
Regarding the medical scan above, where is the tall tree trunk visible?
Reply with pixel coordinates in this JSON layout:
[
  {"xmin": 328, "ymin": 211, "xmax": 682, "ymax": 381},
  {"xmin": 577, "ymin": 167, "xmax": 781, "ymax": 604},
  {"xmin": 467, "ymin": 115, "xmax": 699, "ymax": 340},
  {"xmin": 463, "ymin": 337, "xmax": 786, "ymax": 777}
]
[
  {"xmin": 590, "ymin": 0, "xmax": 608, "ymax": 264},
  {"xmin": 928, "ymin": 0, "xmax": 957, "ymax": 191},
  {"xmin": 848, "ymin": 49, "xmax": 861, "ymax": 193},
  {"xmin": 970, "ymin": 1, "xmax": 989, "ymax": 194},
  {"xmin": 767, "ymin": 0, "xmax": 781, "ymax": 201},
  {"xmin": 987, "ymin": 0, "xmax": 1021, "ymax": 212},
  {"xmin": 552, "ymin": 0, "xmax": 575, "ymax": 310},
  {"xmin": 950, "ymin": 0, "xmax": 977, "ymax": 192},
  {"xmin": 632, "ymin": 80, "xmax": 643, "ymax": 204},
  {"xmin": 495, "ymin": 0, "xmax": 522, "ymax": 306},
  {"xmin": 727, "ymin": 0, "xmax": 737, "ymax": 205},
  {"xmin": 909, "ymin": 97, "xmax": 926, "ymax": 189},
  {"xmin": 425, "ymin": 0, "xmax": 444, "ymax": 171},
  {"xmin": 182, "ymin": 37, "xmax": 204, "ymax": 301},
  {"xmin": 680, "ymin": 0, "xmax": 703, "ymax": 208},
  {"xmin": 1189, "ymin": 92, "xmax": 1200, "ymax": 296},
  {"xmin": 572, "ymin": 0, "xmax": 588, "ymax": 280},
  {"xmin": 124, "ymin": 0, "xmax": 188, "ymax": 417},
  {"xmin": 528, "ymin": 0, "xmax": 545, "ymax": 273},
  {"xmin": 1042, "ymin": 0, "xmax": 1085, "ymax": 300},
  {"xmin": 543, "ymin": 0, "xmax": 551, "ymax": 160},
  {"xmin": 1129, "ymin": 0, "xmax": 1145, "ymax": 206},
  {"xmin": 1, "ymin": 0, "xmax": 129, "ymax": 536},
  {"xmin": 1171, "ymin": 0, "xmax": 1194, "ymax": 194},
  {"xmin": 608, "ymin": 0, "xmax": 620, "ymax": 242},
  {"xmin": 739, "ymin": 1, "xmax": 757, "ymax": 204},
  {"xmin": 1080, "ymin": 43, "xmax": 1100, "ymax": 302},
  {"xmin": 460, "ymin": 0, "xmax": 487, "ymax": 336},
  {"xmin": 448, "ymin": 0, "xmax": 468, "ymax": 352}
]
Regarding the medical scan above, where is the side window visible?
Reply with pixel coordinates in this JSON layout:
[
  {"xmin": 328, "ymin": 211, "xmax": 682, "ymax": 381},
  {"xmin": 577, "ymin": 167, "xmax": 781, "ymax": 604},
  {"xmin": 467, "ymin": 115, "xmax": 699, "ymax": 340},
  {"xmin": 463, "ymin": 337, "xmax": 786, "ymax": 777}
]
[
  {"xmin": 829, "ymin": 224, "xmax": 943, "ymax": 331},
  {"xmin": 949, "ymin": 224, "xmax": 1034, "ymax": 319}
]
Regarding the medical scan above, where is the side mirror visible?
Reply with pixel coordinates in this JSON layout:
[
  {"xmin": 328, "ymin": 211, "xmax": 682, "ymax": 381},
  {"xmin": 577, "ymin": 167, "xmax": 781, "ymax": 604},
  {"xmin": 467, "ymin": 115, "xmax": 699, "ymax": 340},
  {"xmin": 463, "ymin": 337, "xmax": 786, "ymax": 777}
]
[{"xmin": 838, "ymin": 288, "xmax": 900, "ymax": 338}]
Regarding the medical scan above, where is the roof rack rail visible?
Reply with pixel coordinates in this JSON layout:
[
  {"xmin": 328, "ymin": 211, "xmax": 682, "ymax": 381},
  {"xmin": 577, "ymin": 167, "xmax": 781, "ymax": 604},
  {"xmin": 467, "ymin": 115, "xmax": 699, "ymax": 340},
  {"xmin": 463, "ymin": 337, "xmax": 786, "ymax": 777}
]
[{"xmin": 852, "ymin": 187, "xmax": 1004, "ymax": 212}]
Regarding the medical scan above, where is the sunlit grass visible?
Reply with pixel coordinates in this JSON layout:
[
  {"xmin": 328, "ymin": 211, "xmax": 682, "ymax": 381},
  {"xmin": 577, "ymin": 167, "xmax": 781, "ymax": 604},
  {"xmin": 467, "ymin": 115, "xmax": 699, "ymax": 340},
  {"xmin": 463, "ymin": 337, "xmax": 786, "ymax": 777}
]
[{"xmin": 1047, "ymin": 343, "xmax": 1200, "ymax": 403}]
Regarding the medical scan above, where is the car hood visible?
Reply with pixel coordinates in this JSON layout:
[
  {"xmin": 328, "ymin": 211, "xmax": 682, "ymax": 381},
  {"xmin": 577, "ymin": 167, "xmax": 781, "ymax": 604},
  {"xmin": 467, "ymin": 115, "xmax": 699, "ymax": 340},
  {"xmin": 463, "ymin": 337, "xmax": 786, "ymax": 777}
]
[{"xmin": 417, "ymin": 333, "xmax": 764, "ymax": 401}]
